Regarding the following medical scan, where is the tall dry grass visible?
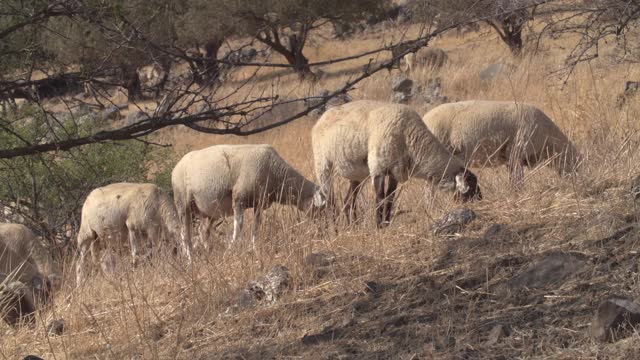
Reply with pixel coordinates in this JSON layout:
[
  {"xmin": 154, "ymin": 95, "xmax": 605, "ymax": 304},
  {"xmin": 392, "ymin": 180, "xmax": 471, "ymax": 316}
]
[{"xmin": 2, "ymin": 23, "xmax": 640, "ymax": 359}]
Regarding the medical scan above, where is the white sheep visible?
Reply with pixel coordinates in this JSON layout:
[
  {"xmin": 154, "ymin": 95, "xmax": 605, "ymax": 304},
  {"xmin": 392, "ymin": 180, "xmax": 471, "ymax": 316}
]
[
  {"xmin": 75, "ymin": 182, "xmax": 182, "ymax": 283},
  {"xmin": 0, "ymin": 223, "xmax": 60, "ymax": 291},
  {"xmin": 171, "ymin": 144, "xmax": 326, "ymax": 249},
  {"xmin": 402, "ymin": 47, "xmax": 448, "ymax": 73},
  {"xmin": 312, "ymin": 100, "xmax": 482, "ymax": 227},
  {"xmin": 422, "ymin": 100, "xmax": 581, "ymax": 183},
  {"xmin": 0, "ymin": 226, "xmax": 54, "ymax": 326}
]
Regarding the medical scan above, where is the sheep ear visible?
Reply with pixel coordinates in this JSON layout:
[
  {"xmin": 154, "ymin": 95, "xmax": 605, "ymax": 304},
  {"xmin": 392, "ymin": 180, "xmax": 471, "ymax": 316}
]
[
  {"xmin": 313, "ymin": 191, "xmax": 327, "ymax": 207},
  {"xmin": 455, "ymin": 174, "xmax": 470, "ymax": 194}
]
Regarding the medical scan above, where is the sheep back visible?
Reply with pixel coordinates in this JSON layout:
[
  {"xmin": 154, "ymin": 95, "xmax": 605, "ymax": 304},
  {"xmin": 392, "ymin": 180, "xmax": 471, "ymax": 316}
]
[
  {"xmin": 312, "ymin": 100, "xmax": 466, "ymax": 186},
  {"xmin": 0, "ymin": 223, "xmax": 56, "ymax": 279},
  {"xmin": 172, "ymin": 144, "xmax": 316, "ymax": 214},
  {"xmin": 423, "ymin": 100, "xmax": 579, "ymax": 171},
  {"xmin": 78, "ymin": 183, "xmax": 178, "ymax": 247}
]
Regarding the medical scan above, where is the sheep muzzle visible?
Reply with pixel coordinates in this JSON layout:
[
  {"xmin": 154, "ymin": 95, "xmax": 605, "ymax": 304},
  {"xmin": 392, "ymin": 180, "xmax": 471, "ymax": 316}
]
[{"xmin": 454, "ymin": 171, "xmax": 482, "ymax": 202}]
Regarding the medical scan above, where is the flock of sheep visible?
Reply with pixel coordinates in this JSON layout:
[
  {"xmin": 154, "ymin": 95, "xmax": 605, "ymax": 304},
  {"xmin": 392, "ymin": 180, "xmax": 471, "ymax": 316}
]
[{"xmin": 0, "ymin": 96, "xmax": 580, "ymax": 327}]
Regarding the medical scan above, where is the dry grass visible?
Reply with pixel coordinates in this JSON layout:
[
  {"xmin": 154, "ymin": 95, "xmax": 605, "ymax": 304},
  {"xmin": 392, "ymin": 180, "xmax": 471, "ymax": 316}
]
[{"xmin": 2, "ymin": 23, "xmax": 640, "ymax": 359}]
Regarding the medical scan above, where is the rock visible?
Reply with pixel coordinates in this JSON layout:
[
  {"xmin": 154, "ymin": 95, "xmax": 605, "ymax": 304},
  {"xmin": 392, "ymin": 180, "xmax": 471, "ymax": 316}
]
[
  {"xmin": 166, "ymin": 73, "xmax": 193, "ymax": 89},
  {"xmin": 484, "ymin": 324, "xmax": 506, "ymax": 346},
  {"xmin": 421, "ymin": 77, "xmax": 449, "ymax": 105},
  {"xmin": 137, "ymin": 64, "xmax": 166, "ymax": 90},
  {"xmin": 307, "ymin": 89, "xmax": 352, "ymax": 116},
  {"xmin": 396, "ymin": 2, "xmax": 414, "ymax": 24},
  {"xmin": 95, "ymin": 105, "xmax": 123, "ymax": 123},
  {"xmin": 333, "ymin": 22, "xmax": 356, "ymax": 39},
  {"xmin": 241, "ymin": 48, "xmax": 258, "ymax": 62},
  {"xmin": 508, "ymin": 252, "xmax": 588, "ymax": 289},
  {"xmin": 392, "ymin": 76, "xmax": 414, "ymax": 93},
  {"xmin": 590, "ymin": 298, "xmax": 640, "ymax": 342},
  {"xmin": 617, "ymin": 81, "xmax": 639, "ymax": 107},
  {"xmin": 305, "ymin": 251, "xmax": 336, "ymax": 268},
  {"xmin": 329, "ymin": 93, "xmax": 352, "ymax": 108},
  {"xmin": 456, "ymin": 23, "xmax": 481, "ymax": 37},
  {"xmin": 124, "ymin": 111, "xmax": 149, "ymax": 126},
  {"xmin": 225, "ymin": 47, "xmax": 259, "ymax": 64},
  {"xmin": 71, "ymin": 103, "xmax": 93, "ymax": 117},
  {"xmin": 235, "ymin": 288, "xmax": 259, "ymax": 309},
  {"xmin": 432, "ymin": 208, "xmax": 477, "ymax": 236},
  {"xmin": 305, "ymin": 251, "xmax": 336, "ymax": 278},
  {"xmin": 247, "ymin": 265, "xmax": 291, "ymax": 303},
  {"xmin": 47, "ymin": 319, "xmax": 65, "ymax": 336},
  {"xmin": 483, "ymin": 223, "xmax": 504, "ymax": 241},
  {"xmin": 479, "ymin": 63, "xmax": 516, "ymax": 81},
  {"xmin": 364, "ymin": 281, "xmax": 382, "ymax": 295},
  {"xmin": 390, "ymin": 91, "xmax": 411, "ymax": 104},
  {"xmin": 225, "ymin": 265, "xmax": 291, "ymax": 313},
  {"xmin": 624, "ymin": 80, "xmax": 639, "ymax": 95}
]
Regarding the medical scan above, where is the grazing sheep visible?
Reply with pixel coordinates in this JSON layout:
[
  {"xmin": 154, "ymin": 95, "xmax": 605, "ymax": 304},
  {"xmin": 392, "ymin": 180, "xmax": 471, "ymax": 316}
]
[
  {"xmin": 403, "ymin": 48, "xmax": 448, "ymax": 73},
  {"xmin": 76, "ymin": 182, "xmax": 182, "ymax": 283},
  {"xmin": 422, "ymin": 100, "xmax": 581, "ymax": 183},
  {"xmin": 0, "ymin": 280, "xmax": 38, "ymax": 326},
  {"xmin": 0, "ymin": 223, "xmax": 60, "ymax": 291},
  {"xmin": 0, "ymin": 244, "xmax": 53, "ymax": 327},
  {"xmin": 171, "ymin": 144, "xmax": 326, "ymax": 249},
  {"xmin": 312, "ymin": 100, "xmax": 482, "ymax": 227}
]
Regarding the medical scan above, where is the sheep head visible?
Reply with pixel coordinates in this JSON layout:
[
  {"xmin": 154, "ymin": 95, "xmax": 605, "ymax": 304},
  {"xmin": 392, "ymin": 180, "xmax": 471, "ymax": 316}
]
[
  {"xmin": 302, "ymin": 189, "xmax": 328, "ymax": 218},
  {"xmin": 0, "ymin": 281, "xmax": 37, "ymax": 327},
  {"xmin": 30, "ymin": 273, "xmax": 53, "ymax": 305},
  {"xmin": 454, "ymin": 170, "xmax": 482, "ymax": 202}
]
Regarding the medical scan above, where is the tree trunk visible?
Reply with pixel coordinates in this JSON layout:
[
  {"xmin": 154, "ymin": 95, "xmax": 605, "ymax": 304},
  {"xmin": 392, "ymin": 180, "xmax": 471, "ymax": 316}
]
[
  {"xmin": 486, "ymin": 18, "xmax": 525, "ymax": 56},
  {"xmin": 287, "ymin": 33, "xmax": 313, "ymax": 79},
  {"xmin": 257, "ymin": 28, "xmax": 313, "ymax": 79},
  {"xmin": 503, "ymin": 23, "xmax": 524, "ymax": 56},
  {"xmin": 122, "ymin": 66, "xmax": 142, "ymax": 101},
  {"xmin": 201, "ymin": 38, "xmax": 224, "ymax": 85}
]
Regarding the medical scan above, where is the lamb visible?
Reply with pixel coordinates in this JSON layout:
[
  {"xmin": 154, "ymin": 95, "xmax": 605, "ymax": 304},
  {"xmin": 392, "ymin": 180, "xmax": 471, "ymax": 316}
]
[
  {"xmin": 402, "ymin": 47, "xmax": 448, "ymax": 73},
  {"xmin": 312, "ymin": 100, "xmax": 482, "ymax": 228},
  {"xmin": 171, "ymin": 144, "xmax": 326, "ymax": 249},
  {"xmin": 75, "ymin": 182, "xmax": 182, "ymax": 283},
  {"xmin": 0, "ymin": 223, "xmax": 60, "ymax": 291},
  {"xmin": 0, "ymin": 236, "xmax": 53, "ymax": 326},
  {"xmin": 422, "ymin": 100, "xmax": 581, "ymax": 183}
]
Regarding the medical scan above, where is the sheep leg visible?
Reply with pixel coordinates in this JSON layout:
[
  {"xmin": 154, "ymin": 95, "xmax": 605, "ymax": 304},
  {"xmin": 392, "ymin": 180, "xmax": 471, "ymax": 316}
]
[
  {"xmin": 231, "ymin": 202, "xmax": 245, "ymax": 244},
  {"xmin": 127, "ymin": 227, "xmax": 144, "ymax": 268},
  {"xmin": 75, "ymin": 237, "xmax": 93, "ymax": 284},
  {"xmin": 345, "ymin": 180, "xmax": 362, "ymax": 224},
  {"xmin": 384, "ymin": 175, "xmax": 398, "ymax": 225},
  {"xmin": 145, "ymin": 225, "xmax": 160, "ymax": 261},
  {"xmin": 197, "ymin": 217, "xmax": 214, "ymax": 252},
  {"xmin": 100, "ymin": 249, "xmax": 116, "ymax": 276},
  {"xmin": 251, "ymin": 208, "xmax": 262, "ymax": 250},
  {"xmin": 317, "ymin": 164, "xmax": 339, "ymax": 229},
  {"xmin": 180, "ymin": 203, "xmax": 194, "ymax": 264},
  {"xmin": 373, "ymin": 175, "xmax": 386, "ymax": 228}
]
